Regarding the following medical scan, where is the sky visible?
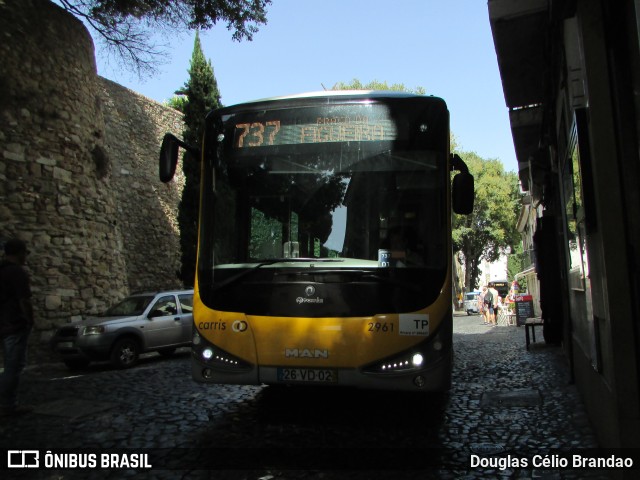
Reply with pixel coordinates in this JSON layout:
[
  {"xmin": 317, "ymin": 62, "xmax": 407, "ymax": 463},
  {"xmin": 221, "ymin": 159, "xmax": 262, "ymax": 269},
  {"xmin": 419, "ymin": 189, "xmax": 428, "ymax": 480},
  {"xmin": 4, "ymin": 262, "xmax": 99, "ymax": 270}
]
[{"xmin": 94, "ymin": 0, "xmax": 518, "ymax": 173}]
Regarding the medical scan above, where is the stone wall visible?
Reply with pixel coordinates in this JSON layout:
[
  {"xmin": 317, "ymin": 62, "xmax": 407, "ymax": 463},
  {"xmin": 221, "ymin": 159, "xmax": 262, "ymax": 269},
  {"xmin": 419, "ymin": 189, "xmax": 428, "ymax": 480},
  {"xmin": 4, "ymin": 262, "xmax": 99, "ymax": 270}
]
[
  {"xmin": 0, "ymin": 0, "xmax": 185, "ymax": 362},
  {"xmin": 99, "ymin": 78, "xmax": 185, "ymax": 294}
]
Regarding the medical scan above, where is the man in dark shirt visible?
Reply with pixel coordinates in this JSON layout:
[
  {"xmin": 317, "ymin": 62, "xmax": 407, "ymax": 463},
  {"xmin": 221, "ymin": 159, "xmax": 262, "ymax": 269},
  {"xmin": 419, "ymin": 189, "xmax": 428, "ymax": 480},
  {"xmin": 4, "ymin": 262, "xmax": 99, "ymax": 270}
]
[{"xmin": 0, "ymin": 238, "xmax": 34, "ymax": 415}]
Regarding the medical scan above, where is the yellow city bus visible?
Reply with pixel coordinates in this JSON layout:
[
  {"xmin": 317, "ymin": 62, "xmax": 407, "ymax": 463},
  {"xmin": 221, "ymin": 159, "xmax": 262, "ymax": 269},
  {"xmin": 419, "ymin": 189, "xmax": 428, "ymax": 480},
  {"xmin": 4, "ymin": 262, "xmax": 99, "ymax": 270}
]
[{"xmin": 160, "ymin": 91, "xmax": 473, "ymax": 391}]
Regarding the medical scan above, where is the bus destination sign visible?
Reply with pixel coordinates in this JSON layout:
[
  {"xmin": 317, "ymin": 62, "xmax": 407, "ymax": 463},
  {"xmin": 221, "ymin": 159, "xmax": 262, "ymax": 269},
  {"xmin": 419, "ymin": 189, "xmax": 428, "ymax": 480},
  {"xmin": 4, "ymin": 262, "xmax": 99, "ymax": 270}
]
[{"xmin": 234, "ymin": 115, "xmax": 397, "ymax": 149}]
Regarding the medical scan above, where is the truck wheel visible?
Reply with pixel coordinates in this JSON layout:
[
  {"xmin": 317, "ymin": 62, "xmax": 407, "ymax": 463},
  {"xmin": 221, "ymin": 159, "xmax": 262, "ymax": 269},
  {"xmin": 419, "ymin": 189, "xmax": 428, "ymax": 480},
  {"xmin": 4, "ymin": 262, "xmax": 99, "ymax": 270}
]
[{"xmin": 110, "ymin": 337, "xmax": 139, "ymax": 368}]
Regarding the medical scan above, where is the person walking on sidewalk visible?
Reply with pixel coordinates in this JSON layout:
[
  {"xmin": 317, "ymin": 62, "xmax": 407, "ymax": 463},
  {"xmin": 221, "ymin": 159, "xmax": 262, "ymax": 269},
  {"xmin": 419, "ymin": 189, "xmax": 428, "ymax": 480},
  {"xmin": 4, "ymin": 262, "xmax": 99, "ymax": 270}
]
[
  {"xmin": 483, "ymin": 286, "xmax": 495, "ymax": 326},
  {"xmin": 488, "ymin": 285, "xmax": 500, "ymax": 326},
  {"xmin": 479, "ymin": 286, "xmax": 488, "ymax": 324},
  {"xmin": 0, "ymin": 239, "xmax": 34, "ymax": 416}
]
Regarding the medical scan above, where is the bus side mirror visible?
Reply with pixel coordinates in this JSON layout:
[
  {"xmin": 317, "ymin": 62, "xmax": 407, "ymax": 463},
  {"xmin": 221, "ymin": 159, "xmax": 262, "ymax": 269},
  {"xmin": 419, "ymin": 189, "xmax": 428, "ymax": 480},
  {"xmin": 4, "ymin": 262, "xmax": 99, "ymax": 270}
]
[
  {"xmin": 159, "ymin": 133, "xmax": 180, "ymax": 183},
  {"xmin": 452, "ymin": 172, "xmax": 474, "ymax": 215},
  {"xmin": 159, "ymin": 133, "xmax": 201, "ymax": 183},
  {"xmin": 450, "ymin": 154, "xmax": 474, "ymax": 215}
]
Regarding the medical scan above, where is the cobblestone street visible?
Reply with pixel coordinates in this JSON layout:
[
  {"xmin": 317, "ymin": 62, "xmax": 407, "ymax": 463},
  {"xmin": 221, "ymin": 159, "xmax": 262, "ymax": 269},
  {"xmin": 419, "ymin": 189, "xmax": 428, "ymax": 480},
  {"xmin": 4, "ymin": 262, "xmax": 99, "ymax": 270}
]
[{"xmin": 1, "ymin": 313, "xmax": 611, "ymax": 479}]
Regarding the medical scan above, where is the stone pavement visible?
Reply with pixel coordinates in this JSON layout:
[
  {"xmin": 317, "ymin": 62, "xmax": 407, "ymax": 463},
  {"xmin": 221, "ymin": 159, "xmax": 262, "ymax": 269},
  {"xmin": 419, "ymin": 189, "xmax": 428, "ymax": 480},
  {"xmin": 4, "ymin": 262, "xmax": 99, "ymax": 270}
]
[{"xmin": 0, "ymin": 314, "xmax": 618, "ymax": 479}]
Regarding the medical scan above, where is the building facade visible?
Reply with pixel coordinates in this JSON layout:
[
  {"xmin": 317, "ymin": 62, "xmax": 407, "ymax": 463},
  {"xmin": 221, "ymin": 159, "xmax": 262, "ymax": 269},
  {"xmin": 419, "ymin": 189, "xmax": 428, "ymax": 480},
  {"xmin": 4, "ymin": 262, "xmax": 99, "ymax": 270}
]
[
  {"xmin": 515, "ymin": 195, "xmax": 543, "ymax": 317},
  {"xmin": 490, "ymin": 0, "xmax": 640, "ymax": 449}
]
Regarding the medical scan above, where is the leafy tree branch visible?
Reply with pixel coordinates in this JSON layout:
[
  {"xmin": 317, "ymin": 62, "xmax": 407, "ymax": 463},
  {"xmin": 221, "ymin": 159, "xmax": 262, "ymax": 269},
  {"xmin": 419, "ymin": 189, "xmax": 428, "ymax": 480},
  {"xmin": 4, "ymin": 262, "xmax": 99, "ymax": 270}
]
[{"xmin": 56, "ymin": 0, "xmax": 271, "ymax": 76}]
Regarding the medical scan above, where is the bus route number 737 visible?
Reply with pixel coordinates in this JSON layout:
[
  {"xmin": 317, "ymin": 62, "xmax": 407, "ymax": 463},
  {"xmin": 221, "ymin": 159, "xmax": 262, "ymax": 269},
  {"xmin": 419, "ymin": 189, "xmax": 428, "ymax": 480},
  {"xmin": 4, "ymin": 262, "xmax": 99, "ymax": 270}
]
[{"xmin": 235, "ymin": 121, "xmax": 281, "ymax": 148}]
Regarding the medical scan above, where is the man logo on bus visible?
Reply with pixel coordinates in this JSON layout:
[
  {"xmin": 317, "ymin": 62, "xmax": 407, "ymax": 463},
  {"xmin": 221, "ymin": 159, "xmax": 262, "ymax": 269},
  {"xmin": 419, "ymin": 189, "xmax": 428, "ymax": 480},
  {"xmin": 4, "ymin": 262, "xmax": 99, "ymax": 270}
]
[
  {"xmin": 305, "ymin": 285, "xmax": 315, "ymax": 297},
  {"xmin": 285, "ymin": 348, "xmax": 329, "ymax": 359}
]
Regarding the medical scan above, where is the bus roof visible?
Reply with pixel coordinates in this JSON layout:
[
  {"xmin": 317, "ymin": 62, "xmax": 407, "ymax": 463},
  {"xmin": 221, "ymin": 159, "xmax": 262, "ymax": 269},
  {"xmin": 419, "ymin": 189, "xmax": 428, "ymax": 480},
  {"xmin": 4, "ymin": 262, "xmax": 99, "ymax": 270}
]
[{"xmin": 228, "ymin": 90, "xmax": 444, "ymax": 107}]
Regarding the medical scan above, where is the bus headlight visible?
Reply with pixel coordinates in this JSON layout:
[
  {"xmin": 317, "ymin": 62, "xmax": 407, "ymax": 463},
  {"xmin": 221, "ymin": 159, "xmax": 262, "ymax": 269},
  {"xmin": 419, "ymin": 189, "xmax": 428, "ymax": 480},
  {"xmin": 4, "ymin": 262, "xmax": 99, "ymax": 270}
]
[
  {"xmin": 192, "ymin": 337, "xmax": 252, "ymax": 371},
  {"xmin": 361, "ymin": 328, "xmax": 449, "ymax": 375},
  {"xmin": 375, "ymin": 354, "xmax": 420, "ymax": 373},
  {"xmin": 412, "ymin": 353, "xmax": 424, "ymax": 367}
]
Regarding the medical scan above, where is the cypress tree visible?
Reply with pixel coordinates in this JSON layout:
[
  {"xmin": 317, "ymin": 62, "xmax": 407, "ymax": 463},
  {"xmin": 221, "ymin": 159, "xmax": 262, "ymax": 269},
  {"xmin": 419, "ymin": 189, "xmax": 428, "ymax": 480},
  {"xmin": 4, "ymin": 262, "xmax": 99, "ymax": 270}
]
[{"xmin": 177, "ymin": 31, "xmax": 222, "ymax": 286}]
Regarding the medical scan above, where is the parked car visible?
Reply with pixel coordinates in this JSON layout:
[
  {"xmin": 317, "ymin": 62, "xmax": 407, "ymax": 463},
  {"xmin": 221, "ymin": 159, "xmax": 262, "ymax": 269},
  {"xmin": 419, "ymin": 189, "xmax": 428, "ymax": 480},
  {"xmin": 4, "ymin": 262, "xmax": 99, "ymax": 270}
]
[
  {"xmin": 51, "ymin": 289, "xmax": 194, "ymax": 369},
  {"xmin": 464, "ymin": 291, "xmax": 481, "ymax": 315}
]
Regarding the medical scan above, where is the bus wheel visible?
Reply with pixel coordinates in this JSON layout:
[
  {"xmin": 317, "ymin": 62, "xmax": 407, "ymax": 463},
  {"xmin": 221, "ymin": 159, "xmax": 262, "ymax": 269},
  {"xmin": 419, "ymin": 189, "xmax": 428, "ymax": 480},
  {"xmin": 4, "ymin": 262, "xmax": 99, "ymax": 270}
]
[{"xmin": 110, "ymin": 337, "xmax": 139, "ymax": 368}]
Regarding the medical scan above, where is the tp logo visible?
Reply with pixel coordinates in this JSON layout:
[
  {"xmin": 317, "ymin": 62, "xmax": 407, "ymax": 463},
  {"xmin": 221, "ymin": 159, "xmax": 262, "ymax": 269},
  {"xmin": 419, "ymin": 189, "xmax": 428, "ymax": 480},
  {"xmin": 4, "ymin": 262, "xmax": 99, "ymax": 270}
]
[{"xmin": 7, "ymin": 450, "xmax": 39, "ymax": 468}]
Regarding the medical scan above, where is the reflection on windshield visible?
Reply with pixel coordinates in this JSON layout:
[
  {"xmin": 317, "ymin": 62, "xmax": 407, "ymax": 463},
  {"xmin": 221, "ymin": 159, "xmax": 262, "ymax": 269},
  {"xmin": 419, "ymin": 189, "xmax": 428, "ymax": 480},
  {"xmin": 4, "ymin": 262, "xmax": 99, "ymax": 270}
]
[
  {"xmin": 102, "ymin": 296, "xmax": 153, "ymax": 317},
  {"xmin": 209, "ymin": 150, "xmax": 445, "ymax": 270}
]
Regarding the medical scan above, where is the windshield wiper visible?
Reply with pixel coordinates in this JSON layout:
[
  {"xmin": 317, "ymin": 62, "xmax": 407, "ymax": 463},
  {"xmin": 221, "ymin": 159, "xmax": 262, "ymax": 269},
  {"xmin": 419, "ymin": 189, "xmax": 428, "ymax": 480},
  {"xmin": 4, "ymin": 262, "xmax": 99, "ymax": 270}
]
[
  {"xmin": 272, "ymin": 269, "xmax": 422, "ymax": 292},
  {"xmin": 212, "ymin": 258, "xmax": 344, "ymax": 292},
  {"xmin": 212, "ymin": 261, "xmax": 420, "ymax": 293},
  {"xmin": 253, "ymin": 258, "xmax": 344, "ymax": 264}
]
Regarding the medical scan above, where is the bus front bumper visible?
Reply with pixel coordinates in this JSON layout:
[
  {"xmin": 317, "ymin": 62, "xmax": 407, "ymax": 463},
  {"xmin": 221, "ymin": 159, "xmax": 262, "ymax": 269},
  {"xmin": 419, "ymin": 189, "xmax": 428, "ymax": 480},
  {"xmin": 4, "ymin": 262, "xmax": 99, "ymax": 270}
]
[{"xmin": 192, "ymin": 350, "xmax": 452, "ymax": 392}]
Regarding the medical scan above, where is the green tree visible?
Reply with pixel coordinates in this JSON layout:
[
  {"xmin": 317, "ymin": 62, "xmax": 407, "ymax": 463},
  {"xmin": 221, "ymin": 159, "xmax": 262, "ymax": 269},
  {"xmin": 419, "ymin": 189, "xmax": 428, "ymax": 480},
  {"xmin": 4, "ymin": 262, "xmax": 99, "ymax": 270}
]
[
  {"xmin": 164, "ymin": 95, "xmax": 188, "ymax": 113},
  {"xmin": 506, "ymin": 242, "xmax": 523, "ymax": 282},
  {"xmin": 331, "ymin": 78, "xmax": 426, "ymax": 95},
  {"xmin": 452, "ymin": 151, "xmax": 521, "ymax": 291},
  {"xmin": 507, "ymin": 243, "xmax": 528, "ymax": 291},
  {"xmin": 176, "ymin": 31, "xmax": 222, "ymax": 287},
  {"xmin": 57, "ymin": 0, "xmax": 271, "ymax": 75}
]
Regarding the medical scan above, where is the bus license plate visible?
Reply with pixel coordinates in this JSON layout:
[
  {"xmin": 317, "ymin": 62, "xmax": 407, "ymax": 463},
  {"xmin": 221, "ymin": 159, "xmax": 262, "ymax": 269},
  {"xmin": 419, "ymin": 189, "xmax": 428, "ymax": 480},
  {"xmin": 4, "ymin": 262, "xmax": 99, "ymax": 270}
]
[{"xmin": 277, "ymin": 368, "xmax": 337, "ymax": 383}]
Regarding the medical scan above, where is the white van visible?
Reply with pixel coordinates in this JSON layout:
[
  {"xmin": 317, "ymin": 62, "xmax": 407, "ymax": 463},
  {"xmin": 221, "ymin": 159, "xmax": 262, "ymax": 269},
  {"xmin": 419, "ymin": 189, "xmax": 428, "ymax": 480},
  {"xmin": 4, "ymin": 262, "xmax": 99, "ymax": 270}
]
[{"xmin": 464, "ymin": 291, "xmax": 481, "ymax": 315}]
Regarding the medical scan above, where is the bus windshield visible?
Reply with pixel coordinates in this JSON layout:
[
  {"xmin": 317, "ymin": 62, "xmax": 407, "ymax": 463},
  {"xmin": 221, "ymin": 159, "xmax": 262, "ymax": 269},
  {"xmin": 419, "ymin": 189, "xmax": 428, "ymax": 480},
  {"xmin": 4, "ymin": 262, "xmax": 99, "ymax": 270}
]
[{"xmin": 197, "ymin": 95, "xmax": 450, "ymax": 315}]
